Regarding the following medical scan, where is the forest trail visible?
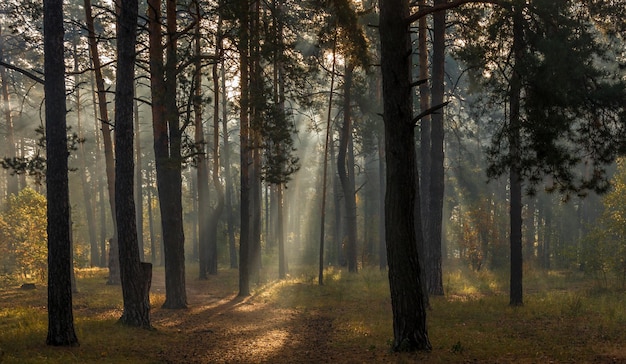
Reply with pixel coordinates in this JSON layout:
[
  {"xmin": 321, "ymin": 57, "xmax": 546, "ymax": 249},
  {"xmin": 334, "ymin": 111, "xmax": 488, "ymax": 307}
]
[{"xmin": 148, "ymin": 270, "xmax": 345, "ymax": 364}]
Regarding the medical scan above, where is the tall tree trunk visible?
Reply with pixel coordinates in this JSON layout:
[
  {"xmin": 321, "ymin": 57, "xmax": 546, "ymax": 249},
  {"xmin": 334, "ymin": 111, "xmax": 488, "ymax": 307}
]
[
  {"xmin": 509, "ymin": 6, "xmax": 524, "ymax": 307},
  {"xmin": 428, "ymin": 0, "xmax": 446, "ymax": 296},
  {"xmin": 208, "ymin": 10, "xmax": 225, "ymax": 275},
  {"xmin": 0, "ymin": 26, "xmax": 18, "ymax": 197},
  {"xmin": 319, "ymin": 26, "xmax": 337, "ymax": 283},
  {"xmin": 84, "ymin": 0, "xmax": 119, "ymax": 284},
  {"xmin": 44, "ymin": 0, "xmax": 79, "ymax": 345},
  {"xmin": 115, "ymin": 0, "xmax": 152, "ymax": 326},
  {"xmin": 417, "ymin": 0, "xmax": 430, "ymax": 290},
  {"xmin": 73, "ymin": 37, "xmax": 98, "ymax": 268},
  {"xmin": 379, "ymin": 0, "xmax": 430, "ymax": 351},
  {"xmin": 222, "ymin": 63, "xmax": 238, "ymax": 269},
  {"xmin": 134, "ymin": 94, "xmax": 145, "ymax": 261},
  {"xmin": 193, "ymin": 0, "xmax": 211, "ymax": 280},
  {"xmin": 249, "ymin": 0, "xmax": 263, "ymax": 281},
  {"xmin": 90, "ymin": 69, "xmax": 107, "ymax": 267},
  {"xmin": 238, "ymin": 0, "xmax": 251, "ymax": 297},
  {"xmin": 377, "ymin": 135, "xmax": 386, "ymax": 270},
  {"xmin": 147, "ymin": 169, "xmax": 158, "ymax": 264},
  {"xmin": 149, "ymin": 0, "xmax": 187, "ymax": 308},
  {"xmin": 337, "ymin": 64, "xmax": 358, "ymax": 273}
]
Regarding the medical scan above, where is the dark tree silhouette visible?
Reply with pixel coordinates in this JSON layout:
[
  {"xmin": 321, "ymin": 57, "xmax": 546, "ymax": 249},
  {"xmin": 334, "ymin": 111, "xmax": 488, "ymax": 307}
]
[{"xmin": 44, "ymin": 0, "xmax": 79, "ymax": 346}]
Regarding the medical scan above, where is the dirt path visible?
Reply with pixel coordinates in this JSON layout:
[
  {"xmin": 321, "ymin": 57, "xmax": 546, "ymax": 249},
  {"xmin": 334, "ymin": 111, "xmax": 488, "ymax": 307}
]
[{"xmin": 148, "ymin": 271, "xmax": 338, "ymax": 363}]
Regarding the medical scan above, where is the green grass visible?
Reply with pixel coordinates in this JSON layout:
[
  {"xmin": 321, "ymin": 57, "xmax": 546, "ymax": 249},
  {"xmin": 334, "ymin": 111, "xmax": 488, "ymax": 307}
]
[{"xmin": 1, "ymin": 265, "xmax": 626, "ymax": 363}]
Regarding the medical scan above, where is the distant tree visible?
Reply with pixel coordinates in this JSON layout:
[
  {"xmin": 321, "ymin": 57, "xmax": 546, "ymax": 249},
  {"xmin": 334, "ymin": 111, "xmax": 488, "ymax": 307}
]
[
  {"xmin": 44, "ymin": 0, "xmax": 78, "ymax": 345},
  {"xmin": 83, "ymin": 0, "xmax": 119, "ymax": 284}
]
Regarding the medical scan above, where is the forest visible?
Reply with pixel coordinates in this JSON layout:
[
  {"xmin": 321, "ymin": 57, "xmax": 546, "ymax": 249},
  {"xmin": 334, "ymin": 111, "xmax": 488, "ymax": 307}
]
[{"xmin": 1, "ymin": 0, "xmax": 626, "ymax": 362}]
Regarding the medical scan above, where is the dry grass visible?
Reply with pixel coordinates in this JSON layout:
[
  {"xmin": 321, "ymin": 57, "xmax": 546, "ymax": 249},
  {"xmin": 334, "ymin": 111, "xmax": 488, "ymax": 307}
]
[{"xmin": 0, "ymin": 264, "xmax": 625, "ymax": 363}]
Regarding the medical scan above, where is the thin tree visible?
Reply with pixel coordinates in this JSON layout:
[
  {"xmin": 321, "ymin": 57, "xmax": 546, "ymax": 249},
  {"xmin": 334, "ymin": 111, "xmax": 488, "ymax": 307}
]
[
  {"xmin": 83, "ymin": 0, "xmax": 119, "ymax": 284},
  {"xmin": 44, "ymin": 0, "xmax": 79, "ymax": 345}
]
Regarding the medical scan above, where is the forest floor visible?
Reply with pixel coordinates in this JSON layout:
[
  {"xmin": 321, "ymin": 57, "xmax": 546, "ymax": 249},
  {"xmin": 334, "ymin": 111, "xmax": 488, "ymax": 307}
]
[{"xmin": 2, "ymin": 265, "xmax": 626, "ymax": 363}]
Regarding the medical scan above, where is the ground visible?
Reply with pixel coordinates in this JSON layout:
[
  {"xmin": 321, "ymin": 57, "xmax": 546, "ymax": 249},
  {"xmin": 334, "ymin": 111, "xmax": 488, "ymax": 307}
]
[{"xmin": 149, "ymin": 270, "xmax": 413, "ymax": 364}]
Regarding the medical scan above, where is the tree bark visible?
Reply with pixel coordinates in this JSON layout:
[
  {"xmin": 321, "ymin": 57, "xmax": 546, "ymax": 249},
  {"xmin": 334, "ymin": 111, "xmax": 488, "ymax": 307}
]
[
  {"xmin": 44, "ymin": 0, "xmax": 79, "ymax": 345},
  {"xmin": 115, "ymin": 0, "xmax": 152, "ymax": 327},
  {"xmin": 149, "ymin": 0, "xmax": 187, "ymax": 308},
  {"xmin": 379, "ymin": 0, "xmax": 431, "ymax": 351}
]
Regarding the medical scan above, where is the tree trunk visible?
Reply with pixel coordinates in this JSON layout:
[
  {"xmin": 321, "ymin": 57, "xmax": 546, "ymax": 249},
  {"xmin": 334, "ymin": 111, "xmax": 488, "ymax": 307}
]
[
  {"xmin": 337, "ymin": 64, "xmax": 358, "ymax": 273},
  {"xmin": 238, "ymin": 0, "xmax": 251, "ymax": 297},
  {"xmin": 377, "ymin": 135, "xmax": 386, "ymax": 270},
  {"xmin": 417, "ymin": 0, "xmax": 431, "ymax": 289},
  {"xmin": 208, "ymin": 12, "xmax": 225, "ymax": 275},
  {"xmin": 44, "ymin": 0, "xmax": 79, "ymax": 345},
  {"xmin": 379, "ymin": 0, "xmax": 430, "ymax": 351},
  {"xmin": 134, "ymin": 94, "xmax": 145, "ymax": 261},
  {"xmin": 193, "ymin": 0, "xmax": 211, "ymax": 280},
  {"xmin": 84, "ymin": 0, "xmax": 119, "ymax": 284},
  {"xmin": 509, "ymin": 6, "xmax": 524, "ymax": 307},
  {"xmin": 427, "ymin": 0, "xmax": 446, "ymax": 296},
  {"xmin": 73, "ymin": 38, "xmax": 98, "ymax": 268},
  {"xmin": 115, "ymin": 0, "xmax": 152, "ymax": 326},
  {"xmin": 0, "ymin": 27, "xmax": 18, "ymax": 197},
  {"xmin": 149, "ymin": 0, "xmax": 187, "ymax": 308},
  {"xmin": 222, "ymin": 63, "xmax": 238, "ymax": 269}
]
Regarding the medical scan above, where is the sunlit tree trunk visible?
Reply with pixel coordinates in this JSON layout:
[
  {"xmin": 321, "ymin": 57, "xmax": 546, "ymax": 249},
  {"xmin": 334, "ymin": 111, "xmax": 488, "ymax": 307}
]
[
  {"xmin": 84, "ymin": 0, "xmax": 119, "ymax": 284},
  {"xmin": 44, "ymin": 0, "xmax": 79, "ymax": 345}
]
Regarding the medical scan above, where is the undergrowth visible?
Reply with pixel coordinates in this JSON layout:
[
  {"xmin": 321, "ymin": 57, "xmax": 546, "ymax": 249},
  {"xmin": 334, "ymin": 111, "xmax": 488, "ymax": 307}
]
[{"xmin": 0, "ymin": 265, "xmax": 625, "ymax": 363}]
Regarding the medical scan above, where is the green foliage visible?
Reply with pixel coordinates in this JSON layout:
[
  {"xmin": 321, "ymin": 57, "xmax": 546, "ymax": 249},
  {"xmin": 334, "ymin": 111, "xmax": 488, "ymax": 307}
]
[
  {"xmin": 581, "ymin": 159, "xmax": 626, "ymax": 286},
  {"xmin": 0, "ymin": 188, "xmax": 47, "ymax": 281},
  {"xmin": 454, "ymin": 0, "xmax": 626, "ymax": 197}
]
